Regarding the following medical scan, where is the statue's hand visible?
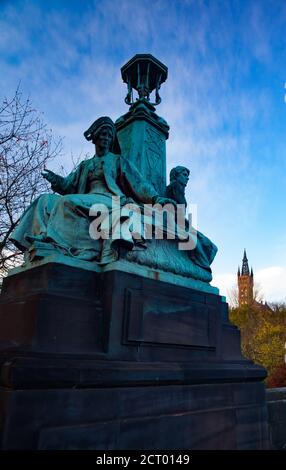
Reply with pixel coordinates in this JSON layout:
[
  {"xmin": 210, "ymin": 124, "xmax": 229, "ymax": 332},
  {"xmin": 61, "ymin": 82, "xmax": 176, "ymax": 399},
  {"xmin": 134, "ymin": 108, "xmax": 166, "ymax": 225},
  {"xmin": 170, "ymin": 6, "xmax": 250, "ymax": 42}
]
[{"xmin": 42, "ymin": 169, "xmax": 58, "ymax": 184}]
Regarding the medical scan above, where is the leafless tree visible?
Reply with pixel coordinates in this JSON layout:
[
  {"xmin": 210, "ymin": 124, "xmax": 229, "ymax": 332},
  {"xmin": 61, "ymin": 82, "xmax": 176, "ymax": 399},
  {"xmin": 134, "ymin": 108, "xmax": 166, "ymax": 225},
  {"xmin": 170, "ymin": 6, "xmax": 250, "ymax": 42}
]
[{"xmin": 0, "ymin": 86, "xmax": 62, "ymax": 277}]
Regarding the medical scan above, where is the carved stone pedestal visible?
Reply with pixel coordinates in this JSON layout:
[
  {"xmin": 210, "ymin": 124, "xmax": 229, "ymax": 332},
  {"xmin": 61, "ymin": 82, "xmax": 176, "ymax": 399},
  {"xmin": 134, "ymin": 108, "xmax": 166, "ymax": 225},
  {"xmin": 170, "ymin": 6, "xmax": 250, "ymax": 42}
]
[{"xmin": 0, "ymin": 263, "xmax": 269, "ymax": 449}]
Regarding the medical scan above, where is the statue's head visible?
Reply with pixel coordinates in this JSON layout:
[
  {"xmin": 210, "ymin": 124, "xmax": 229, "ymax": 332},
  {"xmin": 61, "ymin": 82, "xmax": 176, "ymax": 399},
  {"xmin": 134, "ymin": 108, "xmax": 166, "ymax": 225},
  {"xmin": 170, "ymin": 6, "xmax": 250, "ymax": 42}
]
[
  {"xmin": 84, "ymin": 116, "xmax": 121, "ymax": 154},
  {"xmin": 169, "ymin": 166, "xmax": 190, "ymax": 188}
]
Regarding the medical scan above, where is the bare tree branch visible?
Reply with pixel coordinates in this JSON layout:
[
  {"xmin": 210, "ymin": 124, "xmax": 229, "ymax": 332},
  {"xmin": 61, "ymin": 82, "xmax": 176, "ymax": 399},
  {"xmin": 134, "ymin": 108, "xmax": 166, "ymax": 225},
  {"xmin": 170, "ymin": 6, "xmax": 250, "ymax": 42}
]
[{"xmin": 0, "ymin": 86, "xmax": 62, "ymax": 277}]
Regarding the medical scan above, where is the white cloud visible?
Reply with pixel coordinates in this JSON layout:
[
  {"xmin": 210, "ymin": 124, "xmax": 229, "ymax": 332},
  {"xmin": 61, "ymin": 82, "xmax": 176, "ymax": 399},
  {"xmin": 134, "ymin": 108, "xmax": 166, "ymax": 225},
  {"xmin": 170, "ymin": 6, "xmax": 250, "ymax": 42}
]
[
  {"xmin": 255, "ymin": 266, "xmax": 286, "ymax": 303},
  {"xmin": 211, "ymin": 272, "xmax": 236, "ymax": 300}
]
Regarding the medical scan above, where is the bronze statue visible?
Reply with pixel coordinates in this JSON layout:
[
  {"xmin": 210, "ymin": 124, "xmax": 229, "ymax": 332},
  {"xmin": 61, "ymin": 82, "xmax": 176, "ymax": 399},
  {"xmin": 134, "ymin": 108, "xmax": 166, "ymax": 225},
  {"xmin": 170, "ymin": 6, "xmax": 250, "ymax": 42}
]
[{"xmin": 11, "ymin": 116, "xmax": 174, "ymax": 264}]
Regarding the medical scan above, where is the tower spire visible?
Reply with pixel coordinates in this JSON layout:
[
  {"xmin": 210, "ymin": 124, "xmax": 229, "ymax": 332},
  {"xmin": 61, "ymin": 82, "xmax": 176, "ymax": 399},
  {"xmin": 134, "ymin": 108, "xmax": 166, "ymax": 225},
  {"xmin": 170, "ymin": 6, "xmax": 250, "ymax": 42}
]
[{"xmin": 241, "ymin": 249, "xmax": 250, "ymax": 275}]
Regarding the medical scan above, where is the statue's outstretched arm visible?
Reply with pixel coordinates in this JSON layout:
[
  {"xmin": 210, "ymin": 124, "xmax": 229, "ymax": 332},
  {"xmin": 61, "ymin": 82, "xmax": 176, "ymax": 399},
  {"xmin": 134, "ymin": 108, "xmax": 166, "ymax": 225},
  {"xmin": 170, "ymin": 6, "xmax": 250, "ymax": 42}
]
[
  {"xmin": 42, "ymin": 169, "xmax": 69, "ymax": 195},
  {"xmin": 42, "ymin": 166, "xmax": 80, "ymax": 195}
]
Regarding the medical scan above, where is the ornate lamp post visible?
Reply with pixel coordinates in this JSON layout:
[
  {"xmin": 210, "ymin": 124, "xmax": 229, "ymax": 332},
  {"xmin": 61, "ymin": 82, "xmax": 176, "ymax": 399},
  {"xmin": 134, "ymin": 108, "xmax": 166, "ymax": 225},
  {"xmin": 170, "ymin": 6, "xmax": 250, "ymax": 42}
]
[
  {"xmin": 121, "ymin": 53, "xmax": 168, "ymax": 106},
  {"xmin": 116, "ymin": 54, "xmax": 169, "ymax": 193}
]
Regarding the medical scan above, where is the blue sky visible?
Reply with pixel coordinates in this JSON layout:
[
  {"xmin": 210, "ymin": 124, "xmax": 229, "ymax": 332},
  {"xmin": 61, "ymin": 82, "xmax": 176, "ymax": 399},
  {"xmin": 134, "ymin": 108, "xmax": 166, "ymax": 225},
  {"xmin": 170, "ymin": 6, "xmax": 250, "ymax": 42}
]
[{"xmin": 1, "ymin": 0, "xmax": 286, "ymax": 302}]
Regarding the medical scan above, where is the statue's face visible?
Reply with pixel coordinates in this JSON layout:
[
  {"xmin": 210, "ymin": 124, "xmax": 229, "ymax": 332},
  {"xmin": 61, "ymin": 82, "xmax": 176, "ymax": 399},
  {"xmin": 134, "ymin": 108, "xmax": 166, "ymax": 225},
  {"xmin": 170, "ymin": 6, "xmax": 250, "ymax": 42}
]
[
  {"xmin": 177, "ymin": 169, "xmax": 189, "ymax": 187},
  {"xmin": 95, "ymin": 126, "xmax": 114, "ymax": 151}
]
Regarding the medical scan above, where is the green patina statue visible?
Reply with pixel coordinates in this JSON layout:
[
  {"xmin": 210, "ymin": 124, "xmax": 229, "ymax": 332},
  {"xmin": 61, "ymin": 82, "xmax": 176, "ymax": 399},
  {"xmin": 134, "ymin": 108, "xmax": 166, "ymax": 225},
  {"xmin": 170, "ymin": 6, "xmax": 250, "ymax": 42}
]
[
  {"xmin": 11, "ymin": 121, "xmax": 217, "ymax": 276},
  {"xmin": 11, "ymin": 116, "xmax": 173, "ymax": 264},
  {"xmin": 10, "ymin": 54, "xmax": 217, "ymax": 283}
]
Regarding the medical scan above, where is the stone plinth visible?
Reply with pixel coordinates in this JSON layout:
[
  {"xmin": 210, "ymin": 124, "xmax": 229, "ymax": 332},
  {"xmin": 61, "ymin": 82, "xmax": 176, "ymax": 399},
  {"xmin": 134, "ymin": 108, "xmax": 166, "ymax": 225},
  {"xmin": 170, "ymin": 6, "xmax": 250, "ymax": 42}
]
[
  {"xmin": 0, "ymin": 264, "xmax": 269, "ymax": 449},
  {"xmin": 267, "ymin": 387, "xmax": 286, "ymax": 449}
]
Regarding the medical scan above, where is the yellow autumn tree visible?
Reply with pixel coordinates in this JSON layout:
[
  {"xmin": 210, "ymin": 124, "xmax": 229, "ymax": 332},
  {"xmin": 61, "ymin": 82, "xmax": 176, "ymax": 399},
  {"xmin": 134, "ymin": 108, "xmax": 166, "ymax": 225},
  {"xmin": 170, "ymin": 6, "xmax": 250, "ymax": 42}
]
[
  {"xmin": 252, "ymin": 322, "xmax": 285, "ymax": 374},
  {"xmin": 229, "ymin": 303, "xmax": 286, "ymax": 383}
]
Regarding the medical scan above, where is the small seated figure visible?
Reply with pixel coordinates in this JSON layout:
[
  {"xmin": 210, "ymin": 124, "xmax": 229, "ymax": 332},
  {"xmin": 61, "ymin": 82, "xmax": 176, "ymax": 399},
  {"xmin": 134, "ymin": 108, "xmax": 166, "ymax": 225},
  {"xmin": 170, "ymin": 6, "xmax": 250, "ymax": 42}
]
[
  {"xmin": 166, "ymin": 165, "xmax": 217, "ymax": 272},
  {"xmin": 166, "ymin": 166, "xmax": 190, "ymax": 205}
]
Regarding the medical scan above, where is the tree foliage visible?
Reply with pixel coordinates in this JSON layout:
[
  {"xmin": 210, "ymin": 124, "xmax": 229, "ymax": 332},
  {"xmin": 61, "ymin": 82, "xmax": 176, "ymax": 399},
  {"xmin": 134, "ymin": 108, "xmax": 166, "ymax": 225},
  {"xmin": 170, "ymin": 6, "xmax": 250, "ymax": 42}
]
[
  {"xmin": 267, "ymin": 363, "xmax": 286, "ymax": 388},
  {"xmin": 229, "ymin": 303, "xmax": 286, "ymax": 386},
  {"xmin": 0, "ymin": 87, "xmax": 61, "ymax": 276}
]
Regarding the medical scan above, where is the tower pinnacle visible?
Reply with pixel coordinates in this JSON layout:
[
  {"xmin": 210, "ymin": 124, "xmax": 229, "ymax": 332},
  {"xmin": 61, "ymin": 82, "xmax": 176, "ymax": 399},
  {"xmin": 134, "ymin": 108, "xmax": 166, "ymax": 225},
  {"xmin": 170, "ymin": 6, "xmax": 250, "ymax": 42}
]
[{"xmin": 241, "ymin": 249, "xmax": 250, "ymax": 275}]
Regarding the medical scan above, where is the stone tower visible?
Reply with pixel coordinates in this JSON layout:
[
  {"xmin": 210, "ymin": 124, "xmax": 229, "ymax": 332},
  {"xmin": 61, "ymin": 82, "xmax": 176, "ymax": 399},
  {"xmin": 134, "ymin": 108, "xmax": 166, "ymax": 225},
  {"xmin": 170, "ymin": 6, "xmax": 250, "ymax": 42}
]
[{"xmin": 237, "ymin": 249, "xmax": 254, "ymax": 306}]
